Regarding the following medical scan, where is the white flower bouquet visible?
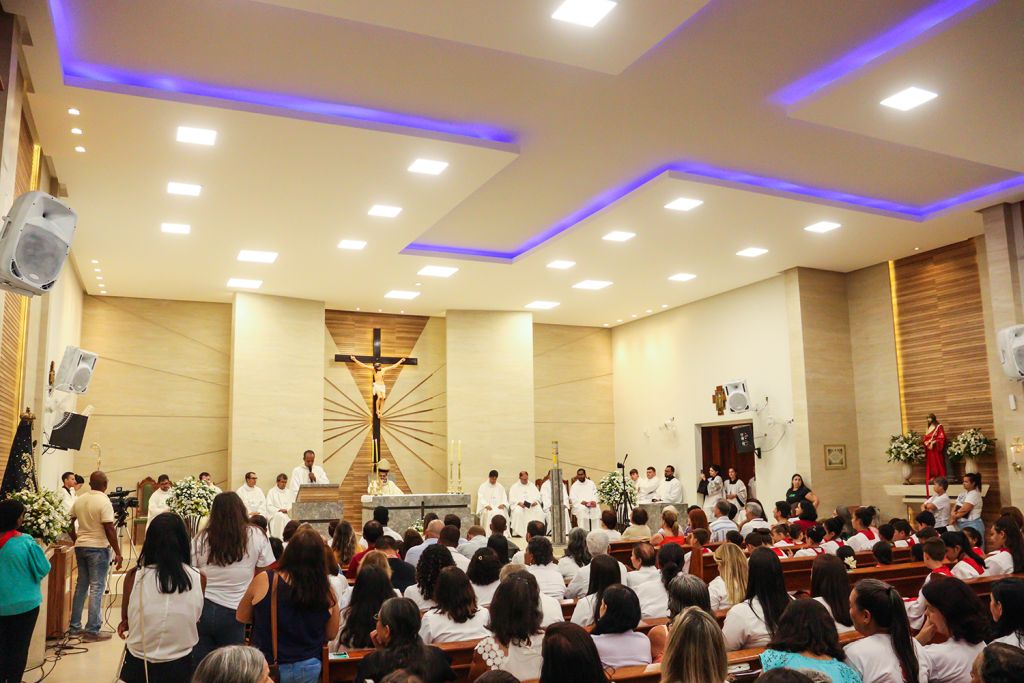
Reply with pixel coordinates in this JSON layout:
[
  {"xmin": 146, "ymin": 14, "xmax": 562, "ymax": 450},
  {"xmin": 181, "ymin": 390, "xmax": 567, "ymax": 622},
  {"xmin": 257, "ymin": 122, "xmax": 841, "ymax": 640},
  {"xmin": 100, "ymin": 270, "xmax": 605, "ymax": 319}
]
[
  {"xmin": 167, "ymin": 477, "xmax": 217, "ymax": 519},
  {"xmin": 886, "ymin": 431, "xmax": 925, "ymax": 464},
  {"xmin": 9, "ymin": 488, "xmax": 70, "ymax": 545},
  {"xmin": 596, "ymin": 472, "xmax": 637, "ymax": 508},
  {"xmin": 947, "ymin": 428, "xmax": 994, "ymax": 463}
]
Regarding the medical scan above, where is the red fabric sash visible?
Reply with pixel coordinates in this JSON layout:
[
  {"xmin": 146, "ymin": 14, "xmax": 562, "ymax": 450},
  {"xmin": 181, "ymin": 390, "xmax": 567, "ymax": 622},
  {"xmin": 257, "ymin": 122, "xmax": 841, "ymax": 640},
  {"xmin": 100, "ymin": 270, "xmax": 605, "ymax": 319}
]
[
  {"xmin": 932, "ymin": 566, "xmax": 953, "ymax": 577},
  {"xmin": 972, "ymin": 547, "xmax": 984, "ymax": 557},
  {"xmin": 961, "ymin": 556, "xmax": 984, "ymax": 575},
  {"xmin": 906, "ymin": 537, "xmax": 916, "ymax": 547},
  {"xmin": 0, "ymin": 529, "xmax": 21, "ymax": 552},
  {"xmin": 811, "ymin": 547, "xmax": 825, "ymax": 554},
  {"xmin": 772, "ymin": 548, "xmax": 786, "ymax": 557},
  {"xmin": 860, "ymin": 529, "xmax": 875, "ymax": 541}
]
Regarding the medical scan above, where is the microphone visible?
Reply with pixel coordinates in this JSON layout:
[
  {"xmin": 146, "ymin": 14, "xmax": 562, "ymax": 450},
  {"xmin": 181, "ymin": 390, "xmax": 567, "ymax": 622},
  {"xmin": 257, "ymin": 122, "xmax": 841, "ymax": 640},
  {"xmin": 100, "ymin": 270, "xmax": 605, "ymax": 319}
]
[{"xmin": 616, "ymin": 453, "xmax": 629, "ymax": 469}]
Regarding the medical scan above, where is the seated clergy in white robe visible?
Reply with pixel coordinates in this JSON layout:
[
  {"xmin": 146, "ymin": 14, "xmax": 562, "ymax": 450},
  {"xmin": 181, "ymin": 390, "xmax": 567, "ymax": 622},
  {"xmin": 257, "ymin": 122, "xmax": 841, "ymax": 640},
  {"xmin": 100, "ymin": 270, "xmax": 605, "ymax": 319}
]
[
  {"xmin": 569, "ymin": 469, "xmax": 601, "ymax": 531},
  {"xmin": 476, "ymin": 470, "xmax": 508, "ymax": 531},
  {"xmin": 637, "ymin": 467, "xmax": 661, "ymax": 504},
  {"xmin": 198, "ymin": 472, "xmax": 222, "ymax": 494},
  {"xmin": 146, "ymin": 475, "xmax": 173, "ymax": 529},
  {"xmin": 369, "ymin": 460, "xmax": 403, "ymax": 495},
  {"xmin": 541, "ymin": 476, "xmax": 570, "ymax": 533},
  {"xmin": 289, "ymin": 449, "xmax": 329, "ymax": 492},
  {"xmin": 266, "ymin": 473, "xmax": 296, "ymax": 538},
  {"xmin": 508, "ymin": 471, "xmax": 544, "ymax": 537},
  {"xmin": 657, "ymin": 466, "xmax": 683, "ymax": 504},
  {"xmin": 237, "ymin": 472, "xmax": 267, "ymax": 517}
]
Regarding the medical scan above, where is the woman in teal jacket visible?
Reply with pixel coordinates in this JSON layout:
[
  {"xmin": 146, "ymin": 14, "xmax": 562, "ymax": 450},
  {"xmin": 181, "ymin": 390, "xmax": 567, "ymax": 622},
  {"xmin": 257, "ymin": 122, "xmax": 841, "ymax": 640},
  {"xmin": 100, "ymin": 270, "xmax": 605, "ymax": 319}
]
[{"xmin": 0, "ymin": 498, "xmax": 52, "ymax": 683}]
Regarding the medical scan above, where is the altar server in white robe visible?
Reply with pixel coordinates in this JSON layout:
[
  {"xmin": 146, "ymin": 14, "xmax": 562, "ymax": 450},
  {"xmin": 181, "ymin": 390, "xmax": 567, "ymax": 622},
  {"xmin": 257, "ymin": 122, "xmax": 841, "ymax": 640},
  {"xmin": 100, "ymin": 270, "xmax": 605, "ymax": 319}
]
[
  {"xmin": 237, "ymin": 471, "xmax": 267, "ymax": 517},
  {"xmin": 541, "ymin": 476, "xmax": 570, "ymax": 533},
  {"xmin": 656, "ymin": 465, "xmax": 683, "ymax": 504},
  {"xmin": 266, "ymin": 473, "xmax": 295, "ymax": 538},
  {"xmin": 476, "ymin": 470, "xmax": 508, "ymax": 531},
  {"xmin": 59, "ymin": 471, "xmax": 78, "ymax": 515},
  {"xmin": 146, "ymin": 474, "xmax": 173, "ymax": 529},
  {"xmin": 370, "ymin": 460, "xmax": 403, "ymax": 495},
  {"xmin": 199, "ymin": 471, "xmax": 222, "ymax": 494},
  {"xmin": 290, "ymin": 449, "xmax": 329, "ymax": 492},
  {"xmin": 509, "ymin": 471, "xmax": 544, "ymax": 537},
  {"xmin": 570, "ymin": 469, "xmax": 601, "ymax": 531},
  {"xmin": 636, "ymin": 467, "xmax": 661, "ymax": 504}
]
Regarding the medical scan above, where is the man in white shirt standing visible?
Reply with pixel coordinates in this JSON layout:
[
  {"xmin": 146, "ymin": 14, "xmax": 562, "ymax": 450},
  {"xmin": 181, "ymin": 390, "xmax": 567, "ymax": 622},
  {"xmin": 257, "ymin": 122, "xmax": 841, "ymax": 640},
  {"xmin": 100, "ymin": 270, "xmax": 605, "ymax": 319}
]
[
  {"xmin": 569, "ymin": 468, "xmax": 601, "ymax": 532},
  {"xmin": 236, "ymin": 472, "xmax": 267, "ymax": 517},
  {"xmin": 59, "ymin": 471, "xmax": 78, "ymax": 515},
  {"xmin": 508, "ymin": 471, "xmax": 544, "ymax": 537},
  {"xmin": 265, "ymin": 473, "xmax": 295, "ymax": 539},
  {"xmin": 637, "ymin": 466, "xmax": 661, "ymax": 504},
  {"xmin": 289, "ymin": 449, "xmax": 329, "ymax": 492},
  {"xmin": 146, "ymin": 474, "xmax": 173, "ymax": 529},
  {"xmin": 541, "ymin": 475, "xmax": 570, "ymax": 533},
  {"xmin": 476, "ymin": 470, "xmax": 508, "ymax": 531},
  {"xmin": 198, "ymin": 471, "xmax": 222, "ymax": 494},
  {"xmin": 656, "ymin": 465, "xmax": 683, "ymax": 504},
  {"xmin": 68, "ymin": 471, "xmax": 123, "ymax": 641}
]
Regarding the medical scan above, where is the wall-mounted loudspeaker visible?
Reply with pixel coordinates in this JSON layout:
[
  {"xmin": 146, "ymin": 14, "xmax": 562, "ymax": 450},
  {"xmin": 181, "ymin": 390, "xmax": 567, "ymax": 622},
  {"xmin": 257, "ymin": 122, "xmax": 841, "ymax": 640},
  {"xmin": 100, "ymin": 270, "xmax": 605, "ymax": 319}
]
[
  {"xmin": 998, "ymin": 325, "xmax": 1024, "ymax": 380},
  {"xmin": 0, "ymin": 191, "xmax": 77, "ymax": 297},
  {"xmin": 54, "ymin": 345, "xmax": 98, "ymax": 394},
  {"xmin": 724, "ymin": 380, "xmax": 751, "ymax": 413},
  {"xmin": 732, "ymin": 423, "xmax": 755, "ymax": 454}
]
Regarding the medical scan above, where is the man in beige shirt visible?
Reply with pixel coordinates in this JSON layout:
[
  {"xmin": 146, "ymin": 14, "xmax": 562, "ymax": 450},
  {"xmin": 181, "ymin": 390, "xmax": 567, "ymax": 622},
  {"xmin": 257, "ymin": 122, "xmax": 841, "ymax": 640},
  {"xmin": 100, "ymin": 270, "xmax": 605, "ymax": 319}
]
[{"xmin": 69, "ymin": 471, "xmax": 122, "ymax": 641}]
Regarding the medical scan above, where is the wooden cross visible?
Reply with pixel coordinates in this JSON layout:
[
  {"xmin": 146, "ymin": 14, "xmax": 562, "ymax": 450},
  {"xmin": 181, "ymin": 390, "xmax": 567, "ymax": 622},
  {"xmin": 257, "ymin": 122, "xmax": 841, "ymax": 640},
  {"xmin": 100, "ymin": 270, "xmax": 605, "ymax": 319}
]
[{"xmin": 336, "ymin": 328, "xmax": 418, "ymax": 466}]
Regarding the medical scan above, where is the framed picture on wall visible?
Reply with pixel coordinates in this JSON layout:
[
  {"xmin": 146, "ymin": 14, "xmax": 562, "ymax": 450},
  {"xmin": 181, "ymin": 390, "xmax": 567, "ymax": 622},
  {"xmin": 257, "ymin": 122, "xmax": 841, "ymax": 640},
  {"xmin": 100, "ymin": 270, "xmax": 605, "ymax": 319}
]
[{"xmin": 824, "ymin": 444, "xmax": 846, "ymax": 470}]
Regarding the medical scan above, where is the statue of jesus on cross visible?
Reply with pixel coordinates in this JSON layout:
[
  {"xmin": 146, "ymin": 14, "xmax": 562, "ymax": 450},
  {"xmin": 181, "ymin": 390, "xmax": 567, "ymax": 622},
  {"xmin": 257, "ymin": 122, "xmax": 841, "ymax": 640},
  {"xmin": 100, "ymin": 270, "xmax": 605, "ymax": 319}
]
[{"xmin": 349, "ymin": 355, "xmax": 406, "ymax": 417}]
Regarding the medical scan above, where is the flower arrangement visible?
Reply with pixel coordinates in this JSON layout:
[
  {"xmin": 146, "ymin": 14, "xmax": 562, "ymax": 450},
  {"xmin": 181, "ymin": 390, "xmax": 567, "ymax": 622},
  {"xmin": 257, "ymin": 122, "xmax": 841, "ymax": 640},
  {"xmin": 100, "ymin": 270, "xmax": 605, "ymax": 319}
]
[
  {"xmin": 947, "ymin": 428, "xmax": 994, "ymax": 463},
  {"xmin": 596, "ymin": 472, "xmax": 637, "ymax": 508},
  {"xmin": 167, "ymin": 477, "xmax": 217, "ymax": 519},
  {"xmin": 412, "ymin": 517, "xmax": 425, "ymax": 534},
  {"xmin": 886, "ymin": 431, "xmax": 925, "ymax": 464},
  {"xmin": 9, "ymin": 488, "xmax": 70, "ymax": 545}
]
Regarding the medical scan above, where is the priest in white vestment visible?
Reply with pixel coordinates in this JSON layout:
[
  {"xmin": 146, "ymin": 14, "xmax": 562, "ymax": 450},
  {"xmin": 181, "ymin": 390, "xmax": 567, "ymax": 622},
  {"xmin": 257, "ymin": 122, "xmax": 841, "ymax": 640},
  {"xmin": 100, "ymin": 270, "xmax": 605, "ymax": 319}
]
[
  {"xmin": 369, "ymin": 460, "xmax": 403, "ymax": 495},
  {"xmin": 476, "ymin": 470, "xmax": 508, "ymax": 531},
  {"xmin": 266, "ymin": 473, "xmax": 296, "ymax": 538},
  {"xmin": 146, "ymin": 475, "xmax": 173, "ymax": 529},
  {"xmin": 656, "ymin": 465, "xmax": 683, "ymax": 504},
  {"xmin": 237, "ymin": 471, "xmax": 267, "ymax": 517},
  {"xmin": 508, "ymin": 471, "xmax": 544, "ymax": 537},
  {"xmin": 636, "ymin": 467, "xmax": 661, "ymax": 504},
  {"xmin": 290, "ymin": 450, "xmax": 329, "ymax": 492},
  {"xmin": 541, "ymin": 476, "xmax": 570, "ymax": 533},
  {"xmin": 569, "ymin": 469, "xmax": 601, "ymax": 531},
  {"xmin": 199, "ymin": 471, "xmax": 222, "ymax": 494}
]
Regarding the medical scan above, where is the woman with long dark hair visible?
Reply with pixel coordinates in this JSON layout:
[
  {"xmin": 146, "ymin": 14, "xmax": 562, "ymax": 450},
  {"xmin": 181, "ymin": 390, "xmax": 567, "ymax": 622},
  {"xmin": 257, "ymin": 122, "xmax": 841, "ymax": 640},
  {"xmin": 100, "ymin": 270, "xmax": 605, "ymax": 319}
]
[
  {"xmin": 469, "ymin": 571, "xmax": 545, "ymax": 680},
  {"xmin": 114, "ymin": 511, "xmax": 205, "ymax": 682},
  {"xmin": 846, "ymin": 506, "xmax": 879, "ymax": 553},
  {"xmin": 722, "ymin": 547, "xmax": 791, "ymax": 650},
  {"xmin": 941, "ymin": 530, "xmax": 987, "ymax": 579},
  {"xmin": 237, "ymin": 527, "xmax": 340, "ymax": 683},
  {"xmin": 786, "ymin": 473, "xmax": 819, "ymax": 510},
  {"xmin": 846, "ymin": 578, "xmax": 928, "ymax": 683},
  {"xmin": 634, "ymin": 542, "xmax": 685, "ymax": 620},
  {"xmin": 467, "ymin": 547, "xmax": 502, "ymax": 607},
  {"xmin": 404, "ymin": 543, "xmax": 454, "ymax": 610},
  {"xmin": 916, "ymin": 576, "xmax": 989, "ymax": 682},
  {"xmin": 192, "ymin": 492, "xmax": 274, "ymax": 664},
  {"xmin": 570, "ymin": 554, "xmax": 620, "ymax": 626},
  {"xmin": 985, "ymin": 516, "xmax": 1024, "ymax": 576},
  {"xmin": 810, "ymin": 554, "xmax": 855, "ymax": 634},
  {"xmin": 701, "ymin": 464, "xmax": 725, "ymax": 517},
  {"xmin": 420, "ymin": 567, "xmax": 489, "ymax": 643},
  {"xmin": 591, "ymin": 584, "xmax": 652, "ymax": 668},
  {"xmin": 354, "ymin": 597, "xmax": 455, "ymax": 683},
  {"xmin": 539, "ymin": 621, "xmax": 609, "ymax": 683},
  {"xmin": 335, "ymin": 565, "xmax": 395, "ymax": 650},
  {"xmin": 761, "ymin": 599, "xmax": 859, "ymax": 681},
  {"xmin": 989, "ymin": 578, "xmax": 1024, "ymax": 648},
  {"xmin": 331, "ymin": 520, "xmax": 357, "ymax": 569},
  {"xmin": 400, "ymin": 528, "xmax": 422, "ymax": 561},
  {"xmin": 486, "ymin": 533, "xmax": 510, "ymax": 566},
  {"xmin": 557, "ymin": 527, "xmax": 591, "ymax": 581}
]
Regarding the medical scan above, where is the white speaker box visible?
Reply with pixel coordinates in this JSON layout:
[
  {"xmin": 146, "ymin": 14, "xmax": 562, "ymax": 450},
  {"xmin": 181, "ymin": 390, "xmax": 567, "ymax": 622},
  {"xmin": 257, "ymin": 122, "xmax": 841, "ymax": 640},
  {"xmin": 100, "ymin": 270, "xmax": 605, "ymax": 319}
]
[
  {"xmin": 998, "ymin": 325, "xmax": 1024, "ymax": 380},
  {"xmin": 0, "ymin": 191, "xmax": 77, "ymax": 296},
  {"xmin": 54, "ymin": 345, "xmax": 98, "ymax": 394},
  {"xmin": 724, "ymin": 380, "xmax": 751, "ymax": 413}
]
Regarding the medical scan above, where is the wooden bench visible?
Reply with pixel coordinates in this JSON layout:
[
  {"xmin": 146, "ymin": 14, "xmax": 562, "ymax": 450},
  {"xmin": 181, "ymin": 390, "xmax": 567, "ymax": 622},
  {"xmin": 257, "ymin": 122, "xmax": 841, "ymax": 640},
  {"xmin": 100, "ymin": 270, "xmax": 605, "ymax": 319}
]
[{"xmin": 323, "ymin": 638, "xmax": 481, "ymax": 683}]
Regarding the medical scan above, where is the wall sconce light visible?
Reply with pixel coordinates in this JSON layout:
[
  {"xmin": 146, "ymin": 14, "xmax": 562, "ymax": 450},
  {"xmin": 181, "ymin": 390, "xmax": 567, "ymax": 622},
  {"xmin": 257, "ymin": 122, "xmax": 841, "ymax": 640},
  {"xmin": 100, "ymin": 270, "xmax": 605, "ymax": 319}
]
[{"xmin": 1011, "ymin": 437, "xmax": 1023, "ymax": 472}]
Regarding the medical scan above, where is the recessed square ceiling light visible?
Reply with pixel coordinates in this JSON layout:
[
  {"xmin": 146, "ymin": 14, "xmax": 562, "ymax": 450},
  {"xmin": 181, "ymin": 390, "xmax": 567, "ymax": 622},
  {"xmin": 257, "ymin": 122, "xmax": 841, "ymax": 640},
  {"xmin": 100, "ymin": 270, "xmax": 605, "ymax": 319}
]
[
  {"xmin": 408, "ymin": 159, "xmax": 449, "ymax": 175},
  {"xmin": 227, "ymin": 278, "xmax": 262, "ymax": 289},
  {"xmin": 167, "ymin": 182, "xmax": 202, "ymax": 196},
  {"xmin": 385, "ymin": 290, "xmax": 420, "ymax": 300},
  {"xmin": 418, "ymin": 265, "xmax": 459, "ymax": 278},
  {"xmin": 368, "ymin": 204, "xmax": 402, "ymax": 218},
  {"xmin": 602, "ymin": 231, "xmax": 635, "ymax": 242},
  {"xmin": 551, "ymin": 0, "xmax": 617, "ymax": 27},
  {"xmin": 238, "ymin": 250, "xmax": 279, "ymax": 263},
  {"xmin": 161, "ymin": 223, "xmax": 191, "ymax": 234},
  {"xmin": 74, "ymin": 146, "xmax": 86, "ymax": 153},
  {"xmin": 90, "ymin": 259, "xmax": 99, "ymax": 264},
  {"xmin": 736, "ymin": 247, "xmax": 768, "ymax": 258},
  {"xmin": 668, "ymin": 273, "xmax": 697, "ymax": 282},
  {"xmin": 525, "ymin": 301, "xmax": 560, "ymax": 310},
  {"xmin": 547, "ymin": 260, "xmax": 576, "ymax": 270},
  {"xmin": 664, "ymin": 197, "xmax": 704, "ymax": 212},
  {"xmin": 176, "ymin": 126, "xmax": 218, "ymax": 145},
  {"xmin": 93, "ymin": 268, "xmax": 101, "ymax": 272},
  {"xmin": 95, "ymin": 276, "xmax": 103, "ymax": 281},
  {"xmin": 880, "ymin": 86, "xmax": 937, "ymax": 111},
  {"xmin": 68, "ymin": 108, "xmax": 80, "ymax": 116},
  {"xmin": 573, "ymin": 280, "xmax": 612, "ymax": 290},
  {"xmin": 338, "ymin": 239, "xmax": 367, "ymax": 250},
  {"xmin": 70, "ymin": 127, "xmax": 83, "ymax": 135},
  {"xmin": 804, "ymin": 221, "xmax": 841, "ymax": 233}
]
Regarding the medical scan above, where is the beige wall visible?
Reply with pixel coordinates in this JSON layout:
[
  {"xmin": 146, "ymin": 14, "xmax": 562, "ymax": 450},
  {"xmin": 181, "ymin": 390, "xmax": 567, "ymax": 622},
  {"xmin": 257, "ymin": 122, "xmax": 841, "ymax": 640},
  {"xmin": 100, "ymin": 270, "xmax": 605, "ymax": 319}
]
[
  {"xmin": 77, "ymin": 296, "xmax": 231, "ymax": 492},
  {"xmin": 533, "ymin": 324, "xmax": 613, "ymax": 481},
  {"xmin": 229, "ymin": 293, "xmax": 324, "ymax": 487},
  {"xmin": 446, "ymin": 310, "xmax": 535, "ymax": 505}
]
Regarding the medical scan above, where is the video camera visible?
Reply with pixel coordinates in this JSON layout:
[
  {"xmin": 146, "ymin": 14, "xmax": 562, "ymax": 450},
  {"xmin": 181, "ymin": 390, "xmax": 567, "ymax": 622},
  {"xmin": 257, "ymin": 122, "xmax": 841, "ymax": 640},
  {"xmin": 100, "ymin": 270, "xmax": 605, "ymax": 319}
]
[{"xmin": 108, "ymin": 487, "xmax": 138, "ymax": 527}]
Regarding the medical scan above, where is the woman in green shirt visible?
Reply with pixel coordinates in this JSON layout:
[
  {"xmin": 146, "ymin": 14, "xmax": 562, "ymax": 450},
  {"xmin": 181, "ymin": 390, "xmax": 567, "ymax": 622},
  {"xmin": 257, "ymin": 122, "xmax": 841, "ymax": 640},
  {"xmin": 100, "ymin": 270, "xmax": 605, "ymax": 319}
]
[{"xmin": 0, "ymin": 498, "xmax": 52, "ymax": 683}]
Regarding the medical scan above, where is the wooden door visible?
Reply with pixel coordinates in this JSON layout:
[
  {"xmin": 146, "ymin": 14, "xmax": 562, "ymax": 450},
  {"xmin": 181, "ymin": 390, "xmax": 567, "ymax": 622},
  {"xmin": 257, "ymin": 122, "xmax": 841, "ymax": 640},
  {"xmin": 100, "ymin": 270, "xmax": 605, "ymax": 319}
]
[{"xmin": 700, "ymin": 423, "xmax": 756, "ymax": 483}]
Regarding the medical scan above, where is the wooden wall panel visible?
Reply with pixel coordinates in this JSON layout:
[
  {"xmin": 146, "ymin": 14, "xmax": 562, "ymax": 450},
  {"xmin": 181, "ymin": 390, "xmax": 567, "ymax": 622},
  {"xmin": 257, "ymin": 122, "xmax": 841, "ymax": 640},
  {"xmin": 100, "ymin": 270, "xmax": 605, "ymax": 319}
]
[{"xmin": 893, "ymin": 240, "xmax": 1000, "ymax": 518}]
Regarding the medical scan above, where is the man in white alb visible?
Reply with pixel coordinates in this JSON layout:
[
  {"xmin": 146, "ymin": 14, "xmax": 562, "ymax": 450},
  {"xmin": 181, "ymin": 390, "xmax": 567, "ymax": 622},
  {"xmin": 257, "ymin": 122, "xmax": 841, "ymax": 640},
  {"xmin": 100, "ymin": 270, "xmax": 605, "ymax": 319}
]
[
  {"xmin": 569, "ymin": 468, "xmax": 601, "ymax": 532},
  {"xmin": 59, "ymin": 471, "xmax": 78, "ymax": 515},
  {"xmin": 237, "ymin": 471, "xmax": 267, "ymax": 517},
  {"xmin": 370, "ymin": 460, "xmax": 403, "ymax": 495},
  {"xmin": 476, "ymin": 470, "xmax": 508, "ymax": 531},
  {"xmin": 508, "ymin": 471, "xmax": 544, "ymax": 537},
  {"xmin": 290, "ymin": 450, "xmax": 329, "ymax": 492},
  {"xmin": 637, "ymin": 466, "xmax": 661, "ymax": 504},
  {"xmin": 541, "ymin": 475, "xmax": 570, "ymax": 534},
  {"xmin": 198, "ymin": 471, "xmax": 222, "ymax": 494},
  {"xmin": 265, "ymin": 473, "xmax": 295, "ymax": 538},
  {"xmin": 146, "ymin": 474, "xmax": 173, "ymax": 529},
  {"xmin": 656, "ymin": 465, "xmax": 683, "ymax": 504}
]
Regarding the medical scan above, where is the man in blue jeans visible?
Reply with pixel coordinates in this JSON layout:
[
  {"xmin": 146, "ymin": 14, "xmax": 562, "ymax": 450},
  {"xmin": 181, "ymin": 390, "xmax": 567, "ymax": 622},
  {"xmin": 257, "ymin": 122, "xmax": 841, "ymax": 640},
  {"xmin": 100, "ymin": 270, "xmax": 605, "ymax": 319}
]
[{"xmin": 68, "ymin": 471, "xmax": 123, "ymax": 641}]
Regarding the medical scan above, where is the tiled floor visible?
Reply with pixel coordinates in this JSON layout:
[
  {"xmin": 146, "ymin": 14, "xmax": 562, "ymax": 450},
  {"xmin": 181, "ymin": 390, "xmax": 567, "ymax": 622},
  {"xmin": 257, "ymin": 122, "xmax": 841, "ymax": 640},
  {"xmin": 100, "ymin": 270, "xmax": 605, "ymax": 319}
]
[{"xmin": 26, "ymin": 632, "xmax": 125, "ymax": 683}]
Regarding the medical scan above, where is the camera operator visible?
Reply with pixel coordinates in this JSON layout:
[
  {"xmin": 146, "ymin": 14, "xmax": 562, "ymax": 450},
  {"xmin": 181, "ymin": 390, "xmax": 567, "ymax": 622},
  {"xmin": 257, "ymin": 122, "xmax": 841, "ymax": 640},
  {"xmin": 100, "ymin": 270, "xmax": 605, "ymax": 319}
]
[{"xmin": 68, "ymin": 470, "xmax": 123, "ymax": 642}]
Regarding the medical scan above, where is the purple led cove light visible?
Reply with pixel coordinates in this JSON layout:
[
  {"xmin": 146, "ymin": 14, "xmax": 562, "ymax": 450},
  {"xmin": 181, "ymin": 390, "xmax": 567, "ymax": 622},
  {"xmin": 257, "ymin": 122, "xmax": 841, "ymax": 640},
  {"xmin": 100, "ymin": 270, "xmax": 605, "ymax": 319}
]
[
  {"xmin": 48, "ymin": 0, "xmax": 515, "ymax": 145},
  {"xmin": 772, "ymin": 0, "xmax": 992, "ymax": 106}
]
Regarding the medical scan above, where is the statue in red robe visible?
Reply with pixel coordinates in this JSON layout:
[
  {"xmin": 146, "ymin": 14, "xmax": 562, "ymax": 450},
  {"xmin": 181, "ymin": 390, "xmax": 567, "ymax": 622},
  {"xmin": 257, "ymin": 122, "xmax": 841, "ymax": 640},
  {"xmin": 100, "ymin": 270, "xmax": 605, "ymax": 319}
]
[{"xmin": 923, "ymin": 413, "xmax": 946, "ymax": 491}]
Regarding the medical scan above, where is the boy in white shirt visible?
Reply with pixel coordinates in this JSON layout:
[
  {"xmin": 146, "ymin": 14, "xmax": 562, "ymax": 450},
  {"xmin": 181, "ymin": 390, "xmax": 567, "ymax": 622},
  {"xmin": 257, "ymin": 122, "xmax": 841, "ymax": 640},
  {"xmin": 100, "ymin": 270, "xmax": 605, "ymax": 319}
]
[{"xmin": 921, "ymin": 476, "xmax": 951, "ymax": 530}]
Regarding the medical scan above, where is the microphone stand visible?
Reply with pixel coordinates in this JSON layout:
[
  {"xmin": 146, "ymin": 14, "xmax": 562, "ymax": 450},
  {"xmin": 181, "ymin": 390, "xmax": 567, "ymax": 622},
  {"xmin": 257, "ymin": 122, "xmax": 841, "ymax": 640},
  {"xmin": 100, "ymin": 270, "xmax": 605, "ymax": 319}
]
[{"xmin": 615, "ymin": 454, "xmax": 631, "ymax": 528}]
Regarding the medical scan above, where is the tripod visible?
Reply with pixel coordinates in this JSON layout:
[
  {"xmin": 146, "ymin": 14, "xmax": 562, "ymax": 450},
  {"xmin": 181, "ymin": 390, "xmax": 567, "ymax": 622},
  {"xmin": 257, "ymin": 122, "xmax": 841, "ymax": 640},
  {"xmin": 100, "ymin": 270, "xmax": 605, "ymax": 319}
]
[{"xmin": 615, "ymin": 454, "xmax": 633, "ymax": 528}]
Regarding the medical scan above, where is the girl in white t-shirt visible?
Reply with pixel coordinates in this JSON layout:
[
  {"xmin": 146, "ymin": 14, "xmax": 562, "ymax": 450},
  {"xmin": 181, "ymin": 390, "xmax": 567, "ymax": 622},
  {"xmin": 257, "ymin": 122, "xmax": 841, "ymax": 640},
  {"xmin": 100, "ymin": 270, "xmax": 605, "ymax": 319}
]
[
  {"xmin": 468, "ymin": 572, "xmax": 545, "ymax": 681},
  {"xmin": 941, "ymin": 530, "xmax": 987, "ymax": 580},
  {"xmin": 419, "ymin": 567, "xmax": 490, "ymax": 644},
  {"xmin": 951, "ymin": 473, "xmax": 984, "ymax": 540},
  {"xmin": 917, "ymin": 576, "xmax": 988, "ymax": 683},
  {"xmin": 722, "ymin": 548, "xmax": 792, "ymax": 651},
  {"xmin": 985, "ymin": 517, "xmax": 1024, "ymax": 577},
  {"xmin": 845, "ymin": 578, "xmax": 929, "ymax": 683},
  {"xmin": 810, "ymin": 554, "xmax": 856, "ymax": 635},
  {"xmin": 846, "ymin": 506, "xmax": 880, "ymax": 553},
  {"xmin": 988, "ymin": 578, "xmax": 1024, "ymax": 649}
]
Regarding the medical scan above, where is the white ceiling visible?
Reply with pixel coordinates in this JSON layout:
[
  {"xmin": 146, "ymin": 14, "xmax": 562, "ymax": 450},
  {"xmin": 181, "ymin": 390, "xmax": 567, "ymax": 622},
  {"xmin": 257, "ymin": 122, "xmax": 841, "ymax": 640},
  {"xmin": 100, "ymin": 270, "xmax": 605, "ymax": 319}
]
[{"xmin": 5, "ymin": 0, "xmax": 1024, "ymax": 326}]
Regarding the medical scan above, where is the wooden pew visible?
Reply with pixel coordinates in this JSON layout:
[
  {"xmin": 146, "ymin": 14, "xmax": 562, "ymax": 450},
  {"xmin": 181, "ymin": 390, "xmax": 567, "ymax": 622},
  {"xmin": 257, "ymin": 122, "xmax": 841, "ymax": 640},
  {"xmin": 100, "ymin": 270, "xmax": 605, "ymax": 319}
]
[
  {"xmin": 695, "ymin": 545, "xmax": 913, "ymax": 584},
  {"xmin": 323, "ymin": 638, "xmax": 481, "ymax": 683}
]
